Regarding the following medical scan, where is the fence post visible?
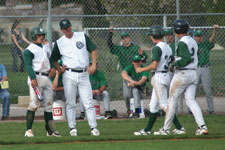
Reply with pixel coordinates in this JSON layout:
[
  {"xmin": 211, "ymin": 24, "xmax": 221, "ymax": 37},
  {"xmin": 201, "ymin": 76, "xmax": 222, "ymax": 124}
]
[
  {"xmin": 47, "ymin": 0, "xmax": 52, "ymax": 49},
  {"xmin": 163, "ymin": 15, "xmax": 167, "ymax": 41}
]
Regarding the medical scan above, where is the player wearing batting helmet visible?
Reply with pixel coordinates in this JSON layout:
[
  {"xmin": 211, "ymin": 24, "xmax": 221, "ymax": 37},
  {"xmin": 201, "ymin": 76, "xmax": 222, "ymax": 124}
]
[
  {"xmin": 134, "ymin": 25, "xmax": 185, "ymax": 135},
  {"xmin": 23, "ymin": 26, "xmax": 61, "ymax": 137},
  {"xmin": 194, "ymin": 24, "xmax": 219, "ymax": 115},
  {"xmin": 157, "ymin": 19, "xmax": 208, "ymax": 135}
]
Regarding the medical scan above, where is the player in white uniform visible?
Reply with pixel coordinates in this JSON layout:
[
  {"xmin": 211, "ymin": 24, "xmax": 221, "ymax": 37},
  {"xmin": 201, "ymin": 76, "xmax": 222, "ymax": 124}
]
[
  {"xmin": 156, "ymin": 19, "xmax": 208, "ymax": 135},
  {"xmin": 134, "ymin": 25, "xmax": 185, "ymax": 135},
  {"xmin": 51, "ymin": 19, "xmax": 100, "ymax": 136},
  {"xmin": 23, "ymin": 27, "xmax": 60, "ymax": 137}
]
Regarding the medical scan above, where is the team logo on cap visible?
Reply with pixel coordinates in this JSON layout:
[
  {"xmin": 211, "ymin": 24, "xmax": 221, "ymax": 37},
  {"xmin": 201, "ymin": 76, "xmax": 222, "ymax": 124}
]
[
  {"xmin": 40, "ymin": 28, "xmax": 44, "ymax": 32},
  {"xmin": 76, "ymin": 41, "xmax": 84, "ymax": 49},
  {"xmin": 62, "ymin": 21, "xmax": 67, "ymax": 25}
]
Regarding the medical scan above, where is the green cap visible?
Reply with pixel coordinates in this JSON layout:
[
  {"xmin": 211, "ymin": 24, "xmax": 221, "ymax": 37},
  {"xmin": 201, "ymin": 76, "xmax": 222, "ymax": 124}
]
[
  {"xmin": 164, "ymin": 28, "xmax": 173, "ymax": 35},
  {"xmin": 59, "ymin": 18, "xmax": 72, "ymax": 29},
  {"xmin": 194, "ymin": 30, "xmax": 203, "ymax": 36},
  {"xmin": 132, "ymin": 55, "xmax": 141, "ymax": 62},
  {"xmin": 120, "ymin": 31, "xmax": 129, "ymax": 38}
]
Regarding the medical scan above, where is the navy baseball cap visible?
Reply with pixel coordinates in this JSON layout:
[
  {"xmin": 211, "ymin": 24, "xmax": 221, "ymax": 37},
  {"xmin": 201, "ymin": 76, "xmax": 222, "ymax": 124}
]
[{"xmin": 59, "ymin": 19, "xmax": 72, "ymax": 29}]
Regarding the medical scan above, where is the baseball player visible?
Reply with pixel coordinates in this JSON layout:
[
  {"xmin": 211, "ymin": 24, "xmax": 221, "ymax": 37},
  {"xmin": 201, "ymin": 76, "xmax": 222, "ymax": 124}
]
[
  {"xmin": 50, "ymin": 18, "xmax": 100, "ymax": 136},
  {"xmin": 107, "ymin": 27, "xmax": 148, "ymax": 114},
  {"xmin": 79, "ymin": 58, "xmax": 112, "ymax": 119},
  {"xmin": 156, "ymin": 19, "xmax": 208, "ymax": 135},
  {"xmin": 164, "ymin": 28, "xmax": 175, "ymax": 56},
  {"xmin": 134, "ymin": 25, "xmax": 185, "ymax": 135},
  {"xmin": 23, "ymin": 26, "xmax": 60, "ymax": 137},
  {"xmin": 194, "ymin": 24, "xmax": 219, "ymax": 114},
  {"xmin": 121, "ymin": 55, "xmax": 149, "ymax": 118}
]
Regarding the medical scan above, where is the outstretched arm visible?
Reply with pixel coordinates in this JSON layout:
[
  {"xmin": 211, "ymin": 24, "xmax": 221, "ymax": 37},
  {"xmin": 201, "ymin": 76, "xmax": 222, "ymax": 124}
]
[
  {"xmin": 209, "ymin": 24, "xmax": 219, "ymax": 43},
  {"xmin": 21, "ymin": 33, "xmax": 31, "ymax": 44}
]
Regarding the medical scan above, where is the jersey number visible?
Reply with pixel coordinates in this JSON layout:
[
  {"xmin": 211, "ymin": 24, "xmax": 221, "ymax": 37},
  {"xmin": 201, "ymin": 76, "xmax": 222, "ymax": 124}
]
[{"xmin": 164, "ymin": 55, "xmax": 173, "ymax": 69}]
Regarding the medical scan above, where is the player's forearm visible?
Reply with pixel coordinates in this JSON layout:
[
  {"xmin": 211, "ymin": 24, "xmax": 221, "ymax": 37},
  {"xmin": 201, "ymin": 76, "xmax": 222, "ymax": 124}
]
[
  {"xmin": 137, "ymin": 77, "xmax": 147, "ymax": 85},
  {"xmin": 52, "ymin": 75, "xmax": 59, "ymax": 90},
  {"xmin": 91, "ymin": 50, "xmax": 97, "ymax": 67},
  {"xmin": 142, "ymin": 61, "xmax": 158, "ymax": 72},
  {"xmin": 53, "ymin": 87, "xmax": 64, "ymax": 91},
  {"xmin": 121, "ymin": 71, "xmax": 133, "ymax": 82},
  {"xmin": 99, "ymin": 86, "xmax": 106, "ymax": 92},
  {"xmin": 209, "ymin": 30, "xmax": 216, "ymax": 43},
  {"xmin": 22, "ymin": 34, "xmax": 31, "ymax": 44}
]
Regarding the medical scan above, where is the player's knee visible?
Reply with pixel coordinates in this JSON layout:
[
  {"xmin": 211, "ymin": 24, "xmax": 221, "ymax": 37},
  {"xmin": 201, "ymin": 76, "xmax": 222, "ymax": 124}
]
[{"xmin": 102, "ymin": 91, "xmax": 109, "ymax": 96}]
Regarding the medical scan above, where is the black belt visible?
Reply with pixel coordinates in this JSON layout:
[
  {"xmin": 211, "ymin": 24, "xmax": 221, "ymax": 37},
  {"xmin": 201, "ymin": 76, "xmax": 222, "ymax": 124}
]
[
  {"xmin": 35, "ymin": 72, "xmax": 49, "ymax": 76},
  {"xmin": 66, "ymin": 68, "xmax": 87, "ymax": 73},
  {"xmin": 152, "ymin": 71, "xmax": 167, "ymax": 75},
  {"xmin": 198, "ymin": 64, "xmax": 210, "ymax": 67},
  {"xmin": 178, "ymin": 68, "xmax": 195, "ymax": 70}
]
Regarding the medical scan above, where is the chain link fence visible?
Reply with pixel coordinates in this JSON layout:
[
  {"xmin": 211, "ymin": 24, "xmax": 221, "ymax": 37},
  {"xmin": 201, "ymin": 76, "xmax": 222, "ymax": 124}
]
[{"xmin": 0, "ymin": 0, "xmax": 224, "ymax": 118}]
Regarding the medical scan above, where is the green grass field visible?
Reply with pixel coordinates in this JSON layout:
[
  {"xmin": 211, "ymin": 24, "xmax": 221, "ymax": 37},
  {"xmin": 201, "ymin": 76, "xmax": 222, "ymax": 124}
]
[{"xmin": 0, "ymin": 115, "xmax": 225, "ymax": 149}]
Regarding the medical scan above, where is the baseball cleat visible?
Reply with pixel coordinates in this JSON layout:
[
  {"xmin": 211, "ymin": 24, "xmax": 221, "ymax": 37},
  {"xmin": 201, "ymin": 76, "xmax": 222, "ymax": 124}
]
[
  {"xmin": 25, "ymin": 129, "xmax": 34, "ymax": 137},
  {"xmin": 91, "ymin": 128, "xmax": 100, "ymax": 136},
  {"xmin": 196, "ymin": 125, "xmax": 208, "ymax": 135},
  {"xmin": 47, "ymin": 130, "xmax": 61, "ymax": 137},
  {"xmin": 70, "ymin": 128, "xmax": 77, "ymax": 136},
  {"xmin": 134, "ymin": 129, "xmax": 151, "ymax": 135},
  {"xmin": 154, "ymin": 128, "xmax": 170, "ymax": 135},
  {"xmin": 172, "ymin": 127, "xmax": 186, "ymax": 135},
  {"xmin": 104, "ymin": 112, "xmax": 112, "ymax": 119}
]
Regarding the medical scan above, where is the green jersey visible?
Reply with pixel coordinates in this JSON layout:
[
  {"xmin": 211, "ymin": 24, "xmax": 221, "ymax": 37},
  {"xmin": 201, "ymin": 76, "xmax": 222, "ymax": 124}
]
[
  {"xmin": 90, "ymin": 70, "xmax": 107, "ymax": 90},
  {"xmin": 197, "ymin": 40, "xmax": 214, "ymax": 66},
  {"xmin": 123, "ymin": 64, "xmax": 149, "ymax": 86},
  {"xmin": 107, "ymin": 32, "xmax": 148, "ymax": 69}
]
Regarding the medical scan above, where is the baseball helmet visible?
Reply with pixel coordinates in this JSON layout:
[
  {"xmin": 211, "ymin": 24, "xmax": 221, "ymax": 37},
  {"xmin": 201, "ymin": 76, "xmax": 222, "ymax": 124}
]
[
  {"xmin": 146, "ymin": 25, "xmax": 164, "ymax": 39},
  {"xmin": 174, "ymin": 19, "xmax": 189, "ymax": 34},
  {"xmin": 30, "ymin": 26, "xmax": 45, "ymax": 41},
  {"xmin": 194, "ymin": 30, "xmax": 203, "ymax": 37}
]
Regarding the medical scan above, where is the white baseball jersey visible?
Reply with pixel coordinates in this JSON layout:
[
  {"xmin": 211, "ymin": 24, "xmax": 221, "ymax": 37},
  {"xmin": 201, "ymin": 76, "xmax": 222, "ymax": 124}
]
[
  {"xmin": 155, "ymin": 42, "xmax": 173, "ymax": 71},
  {"xmin": 179, "ymin": 36, "xmax": 198, "ymax": 69},
  {"xmin": 56, "ymin": 32, "xmax": 89, "ymax": 69},
  {"xmin": 26, "ymin": 43, "xmax": 51, "ymax": 73}
]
